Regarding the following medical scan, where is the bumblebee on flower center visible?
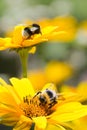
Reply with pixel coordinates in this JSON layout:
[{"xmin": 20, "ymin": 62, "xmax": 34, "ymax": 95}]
[{"xmin": 20, "ymin": 89, "xmax": 58, "ymax": 118}]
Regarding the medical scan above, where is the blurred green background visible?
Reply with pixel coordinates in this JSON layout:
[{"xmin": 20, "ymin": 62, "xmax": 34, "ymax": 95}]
[{"xmin": 0, "ymin": 0, "xmax": 87, "ymax": 129}]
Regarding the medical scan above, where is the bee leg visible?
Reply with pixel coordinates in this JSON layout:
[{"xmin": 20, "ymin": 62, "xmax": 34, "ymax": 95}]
[
  {"xmin": 27, "ymin": 35, "xmax": 34, "ymax": 40},
  {"xmin": 33, "ymin": 91, "xmax": 41, "ymax": 98},
  {"xmin": 48, "ymin": 100, "xmax": 57, "ymax": 108}
]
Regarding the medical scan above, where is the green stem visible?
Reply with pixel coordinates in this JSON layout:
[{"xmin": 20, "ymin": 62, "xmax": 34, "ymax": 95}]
[
  {"xmin": 30, "ymin": 123, "xmax": 35, "ymax": 130},
  {"xmin": 18, "ymin": 48, "xmax": 29, "ymax": 78}
]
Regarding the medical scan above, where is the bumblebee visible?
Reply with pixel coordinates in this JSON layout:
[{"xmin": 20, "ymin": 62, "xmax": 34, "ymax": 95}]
[
  {"xmin": 22, "ymin": 23, "xmax": 42, "ymax": 39},
  {"xmin": 33, "ymin": 88, "xmax": 58, "ymax": 109},
  {"xmin": 23, "ymin": 88, "xmax": 65, "ymax": 117}
]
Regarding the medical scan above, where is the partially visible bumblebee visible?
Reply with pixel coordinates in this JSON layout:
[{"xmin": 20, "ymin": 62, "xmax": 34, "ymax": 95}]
[
  {"xmin": 22, "ymin": 23, "xmax": 42, "ymax": 39},
  {"xmin": 33, "ymin": 88, "xmax": 58, "ymax": 109}
]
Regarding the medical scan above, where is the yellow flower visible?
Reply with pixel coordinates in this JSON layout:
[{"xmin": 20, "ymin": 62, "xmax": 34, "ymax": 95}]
[
  {"xmin": 0, "ymin": 78, "xmax": 87, "ymax": 130},
  {"xmin": 0, "ymin": 19, "xmax": 66, "ymax": 51},
  {"xmin": 25, "ymin": 16, "xmax": 77, "ymax": 42},
  {"xmin": 28, "ymin": 69, "xmax": 47, "ymax": 91},
  {"xmin": 45, "ymin": 61, "xmax": 73, "ymax": 84},
  {"xmin": 28, "ymin": 61, "xmax": 73, "ymax": 91},
  {"xmin": 46, "ymin": 16, "xmax": 77, "ymax": 42},
  {"xmin": 61, "ymin": 82, "xmax": 87, "ymax": 129},
  {"xmin": 61, "ymin": 81, "xmax": 87, "ymax": 103}
]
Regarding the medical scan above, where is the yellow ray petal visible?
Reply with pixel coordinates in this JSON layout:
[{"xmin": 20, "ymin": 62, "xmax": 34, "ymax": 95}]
[
  {"xmin": 0, "ymin": 92, "xmax": 20, "ymax": 107},
  {"xmin": 0, "ymin": 112, "xmax": 20, "ymax": 126},
  {"xmin": 50, "ymin": 102, "xmax": 87, "ymax": 122},
  {"xmin": 33, "ymin": 116, "xmax": 47, "ymax": 130},
  {"xmin": 46, "ymin": 124, "xmax": 66, "ymax": 130},
  {"xmin": 28, "ymin": 46, "xmax": 36, "ymax": 54},
  {"xmin": 22, "ymin": 37, "xmax": 47, "ymax": 47},
  {"xmin": 45, "ymin": 61, "xmax": 72, "ymax": 84},
  {"xmin": 10, "ymin": 78, "xmax": 35, "ymax": 100},
  {"xmin": 12, "ymin": 25, "xmax": 24, "ymax": 45},
  {"xmin": 42, "ymin": 26, "xmax": 58, "ymax": 35},
  {"xmin": 13, "ymin": 115, "xmax": 32, "ymax": 130},
  {"xmin": 0, "ymin": 103, "xmax": 19, "ymax": 117},
  {"xmin": 0, "ymin": 78, "xmax": 21, "ymax": 105}
]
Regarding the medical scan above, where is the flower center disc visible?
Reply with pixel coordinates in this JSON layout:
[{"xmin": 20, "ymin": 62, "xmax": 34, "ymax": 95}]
[{"xmin": 20, "ymin": 95, "xmax": 53, "ymax": 118}]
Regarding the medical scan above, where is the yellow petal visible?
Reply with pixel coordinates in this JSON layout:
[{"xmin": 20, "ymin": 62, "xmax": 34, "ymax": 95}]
[
  {"xmin": 12, "ymin": 25, "xmax": 24, "ymax": 45},
  {"xmin": 0, "ymin": 112, "xmax": 20, "ymax": 126},
  {"xmin": 29, "ymin": 46, "xmax": 36, "ymax": 54},
  {"xmin": 22, "ymin": 37, "xmax": 47, "ymax": 47},
  {"xmin": 0, "ymin": 103, "xmax": 18, "ymax": 116},
  {"xmin": 45, "ymin": 61, "xmax": 72, "ymax": 83},
  {"xmin": 0, "ymin": 78, "xmax": 21, "ymax": 105},
  {"xmin": 72, "ymin": 117, "xmax": 87, "ymax": 130},
  {"xmin": 42, "ymin": 26, "xmax": 58, "ymax": 35},
  {"xmin": 77, "ymin": 82, "xmax": 87, "ymax": 101},
  {"xmin": 13, "ymin": 115, "xmax": 32, "ymax": 130},
  {"xmin": 28, "ymin": 70, "xmax": 47, "ymax": 91},
  {"xmin": 33, "ymin": 116, "xmax": 47, "ymax": 130},
  {"xmin": 46, "ymin": 124, "xmax": 66, "ymax": 130},
  {"xmin": 50, "ymin": 102, "xmax": 87, "ymax": 122},
  {"xmin": 10, "ymin": 78, "xmax": 35, "ymax": 100},
  {"xmin": 0, "ymin": 92, "xmax": 20, "ymax": 107}
]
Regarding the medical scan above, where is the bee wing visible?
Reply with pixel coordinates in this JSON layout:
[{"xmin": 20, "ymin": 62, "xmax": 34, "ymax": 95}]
[{"xmin": 41, "ymin": 83, "xmax": 57, "ymax": 92}]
